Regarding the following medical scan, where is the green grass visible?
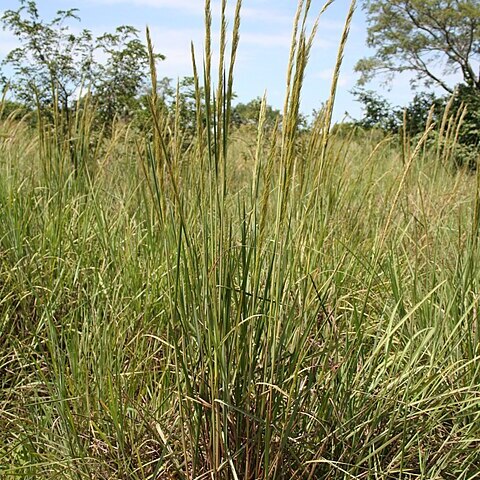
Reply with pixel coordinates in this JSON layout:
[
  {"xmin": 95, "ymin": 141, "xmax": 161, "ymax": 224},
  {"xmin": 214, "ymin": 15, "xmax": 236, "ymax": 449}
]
[{"xmin": 1, "ymin": 1, "xmax": 480, "ymax": 478}]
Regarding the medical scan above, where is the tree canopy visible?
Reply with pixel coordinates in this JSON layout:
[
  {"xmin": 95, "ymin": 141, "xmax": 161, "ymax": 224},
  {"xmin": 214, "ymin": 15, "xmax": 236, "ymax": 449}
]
[
  {"xmin": 0, "ymin": 0, "xmax": 164, "ymax": 125},
  {"xmin": 356, "ymin": 0, "xmax": 480, "ymax": 93}
]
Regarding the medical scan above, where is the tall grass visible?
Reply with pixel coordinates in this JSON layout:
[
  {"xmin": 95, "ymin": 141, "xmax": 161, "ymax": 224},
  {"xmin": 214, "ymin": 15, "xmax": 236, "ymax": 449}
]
[{"xmin": 1, "ymin": 0, "xmax": 480, "ymax": 478}]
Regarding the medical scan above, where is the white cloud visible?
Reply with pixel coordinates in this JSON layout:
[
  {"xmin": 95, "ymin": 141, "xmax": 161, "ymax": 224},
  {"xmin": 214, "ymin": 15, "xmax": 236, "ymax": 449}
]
[
  {"xmin": 314, "ymin": 67, "xmax": 351, "ymax": 87},
  {"xmin": 146, "ymin": 24, "xmax": 326, "ymax": 77},
  {"xmin": 147, "ymin": 25, "xmax": 210, "ymax": 77}
]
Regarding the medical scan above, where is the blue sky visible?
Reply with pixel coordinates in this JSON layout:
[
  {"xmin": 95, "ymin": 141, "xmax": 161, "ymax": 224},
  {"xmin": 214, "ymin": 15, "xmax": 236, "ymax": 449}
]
[{"xmin": 0, "ymin": 0, "xmax": 453, "ymax": 121}]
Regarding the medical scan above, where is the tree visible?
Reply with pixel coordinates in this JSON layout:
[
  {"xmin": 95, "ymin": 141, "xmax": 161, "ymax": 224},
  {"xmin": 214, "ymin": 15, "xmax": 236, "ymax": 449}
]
[
  {"xmin": 450, "ymin": 84, "xmax": 480, "ymax": 146},
  {"xmin": 94, "ymin": 26, "xmax": 163, "ymax": 125},
  {"xmin": 1, "ymin": 0, "xmax": 163, "ymax": 126},
  {"xmin": 231, "ymin": 98, "xmax": 281, "ymax": 129},
  {"xmin": 402, "ymin": 91, "xmax": 446, "ymax": 136},
  {"xmin": 353, "ymin": 87, "xmax": 480, "ymax": 170},
  {"xmin": 157, "ymin": 76, "xmax": 202, "ymax": 132},
  {"xmin": 354, "ymin": 88, "xmax": 451, "ymax": 134},
  {"xmin": 352, "ymin": 88, "xmax": 402, "ymax": 131},
  {"xmin": 356, "ymin": 0, "xmax": 480, "ymax": 93},
  {"xmin": 0, "ymin": 92, "xmax": 30, "ymax": 120},
  {"xmin": 1, "ymin": 1, "xmax": 95, "ymax": 115},
  {"xmin": 135, "ymin": 76, "xmax": 205, "ymax": 140},
  {"xmin": 353, "ymin": 88, "xmax": 447, "ymax": 134}
]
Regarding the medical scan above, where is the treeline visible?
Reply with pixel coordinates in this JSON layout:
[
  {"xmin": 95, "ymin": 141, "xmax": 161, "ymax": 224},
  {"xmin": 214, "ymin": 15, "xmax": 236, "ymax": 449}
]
[
  {"xmin": 1, "ymin": 0, "xmax": 479, "ymax": 169},
  {"xmin": 0, "ymin": 2, "xmax": 194, "ymax": 131},
  {"xmin": 0, "ymin": 1, "xmax": 284, "ymax": 134},
  {"xmin": 351, "ymin": 86, "xmax": 480, "ymax": 169}
]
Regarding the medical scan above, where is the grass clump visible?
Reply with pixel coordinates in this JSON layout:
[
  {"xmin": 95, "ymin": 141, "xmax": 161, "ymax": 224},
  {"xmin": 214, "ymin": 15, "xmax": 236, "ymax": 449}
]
[{"xmin": 1, "ymin": 0, "xmax": 480, "ymax": 479}]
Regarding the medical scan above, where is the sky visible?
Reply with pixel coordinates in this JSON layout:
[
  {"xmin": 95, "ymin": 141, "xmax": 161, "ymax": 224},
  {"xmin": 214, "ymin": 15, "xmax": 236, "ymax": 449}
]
[{"xmin": 0, "ymin": 0, "xmax": 458, "ymax": 122}]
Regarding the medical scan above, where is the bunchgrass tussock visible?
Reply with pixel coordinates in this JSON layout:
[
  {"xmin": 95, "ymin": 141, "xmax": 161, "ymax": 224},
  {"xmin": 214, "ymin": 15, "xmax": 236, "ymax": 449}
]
[{"xmin": 1, "ymin": 0, "xmax": 480, "ymax": 479}]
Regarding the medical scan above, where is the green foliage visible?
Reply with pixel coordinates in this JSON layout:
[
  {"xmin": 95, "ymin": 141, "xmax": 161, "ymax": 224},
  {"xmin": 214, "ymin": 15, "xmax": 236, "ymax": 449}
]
[
  {"xmin": 1, "ymin": 1, "xmax": 94, "ymax": 112},
  {"xmin": 357, "ymin": 0, "xmax": 480, "ymax": 93},
  {"xmin": 402, "ymin": 91, "xmax": 444, "ymax": 136},
  {"xmin": 451, "ymin": 84, "xmax": 480, "ymax": 147},
  {"xmin": 231, "ymin": 97, "xmax": 281, "ymax": 129},
  {"xmin": 354, "ymin": 84, "xmax": 480, "ymax": 169},
  {"xmin": 93, "ymin": 26, "xmax": 164, "ymax": 126},
  {"xmin": 0, "ymin": 7, "xmax": 81, "ymax": 177},
  {"xmin": 355, "ymin": 86, "xmax": 480, "ymax": 138},
  {"xmin": 156, "ymin": 76, "xmax": 203, "ymax": 135},
  {"xmin": 355, "ymin": 0, "xmax": 480, "ymax": 169},
  {"xmin": 0, "ymin": 95, "xmax": 30, "ymax": 120},
  {"xmin": 1, "ymin": 0, "xmax": 163, "ymax": 126},
  {"xmin": 440, "ymin": 84, "xmax": 480, "ymax": 169},
  {"xmin": 352, "ymin": 88, "xmax": 401, "ymax": 131}
]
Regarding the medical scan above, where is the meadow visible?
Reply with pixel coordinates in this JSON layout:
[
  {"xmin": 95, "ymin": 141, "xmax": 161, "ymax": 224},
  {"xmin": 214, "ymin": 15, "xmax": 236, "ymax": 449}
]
[{"xmin": 1, "ymin": 1, "xmax": 480, "ymax": 479}]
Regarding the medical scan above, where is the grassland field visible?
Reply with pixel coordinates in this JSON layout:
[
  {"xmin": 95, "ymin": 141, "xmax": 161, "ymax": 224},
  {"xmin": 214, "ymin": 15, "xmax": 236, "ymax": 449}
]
[{"xmin": 1, "ymin": 2, "xmax": 480, "ymax": 479}]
